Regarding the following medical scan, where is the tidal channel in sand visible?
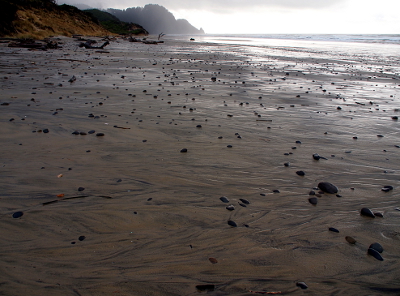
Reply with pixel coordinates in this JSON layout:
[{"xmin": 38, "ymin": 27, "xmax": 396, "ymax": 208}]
[{"xmin": 0, "ymin": 36, "xmax": 399, "ymax": 295}]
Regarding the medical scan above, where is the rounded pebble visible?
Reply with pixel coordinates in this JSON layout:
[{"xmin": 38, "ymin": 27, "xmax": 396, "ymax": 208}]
[
  {"xmin": 78, "ymin": 236, "xmax": 86, "ymax": 241},
  {"xmin": 209, "ymin": 257, "xmax": 218, "ymax": 264},
  {"xmin": 308, "ymin": 197, "xmax": 318, "ymax": 205},
  {"xmin": 12, "ymin": 211, "xmax": 23, "ymax": 218},
  {"xmin": 360, "ymin": 208, "xmax": 375, "ymax": 218},
  {"xmin": 228, "ymin": 220, "xmax": 237, "ymax": 227},
  {"xmin": 368, "ymin": 248, "xmax": 384, "ymax": 261},
  {"xmin": 318, "ymin": 182, "xmax": 338, "ymax": 194},
  {"xmin": 381, "ymin": 185, "xmax": 393, "ymax": 192},
  {"xmin": 345, "ymin": 236, "xmax": 357, "ymax": 244},
  {"xmin": 329, "ymin": 227, "xmax": 340, "ymax": 233},
  {"xmin": 96, "ymin": 133, "xmax": 105, "ymax": 137},
  {"xmin": 296, "ymin": 282, "xmax": 308, "ymax": 289},
  {"xmin": 369, "ymin": 242, "xmax": 383, "ymax": 253},
  {"xmin": 226, "ymin": 205, "xmax": 235, "ymax": 211},
  {"xmin": 239, "ymin": 198, "xmax": 250, "ymax": 204},
  {"xmin": 219, "ymin": 196, "xmax": 229, "ymax": 203},
  {"xmin": 180, "ymin": 148, "xmax": 188, "ymax": 153},
  {"xmin": 296, "ymin": 171, "xmax": 305, "ymax": 176}
]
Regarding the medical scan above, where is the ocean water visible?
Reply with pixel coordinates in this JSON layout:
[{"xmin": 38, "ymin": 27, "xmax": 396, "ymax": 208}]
[{"xmin": 169, "ymin": 34, "xmax": 400, "ymax": 59}]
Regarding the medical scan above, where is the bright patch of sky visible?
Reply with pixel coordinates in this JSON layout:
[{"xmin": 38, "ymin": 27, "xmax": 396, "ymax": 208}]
[{"xmin": 58, "ymin": 0, "xmax": 400, "ymax": 34}]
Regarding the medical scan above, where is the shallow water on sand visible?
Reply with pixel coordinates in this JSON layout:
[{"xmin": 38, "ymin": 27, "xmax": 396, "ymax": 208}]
[{"xmin": 0, "ymin": 38, "xmax": 399, "ymax": 295}]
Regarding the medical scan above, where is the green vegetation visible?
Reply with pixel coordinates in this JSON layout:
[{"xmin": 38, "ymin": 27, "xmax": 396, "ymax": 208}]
[
  {"xmin": 85, "ymin": 9, "xmax": 148, "ymax": 35},
  {"xmin": 0, "ymin": 0, "xmax": 111, "ymax": 38}
]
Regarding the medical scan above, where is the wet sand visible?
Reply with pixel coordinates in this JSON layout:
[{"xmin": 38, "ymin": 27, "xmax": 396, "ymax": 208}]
[{"xmin": 0, "ymin": 36, "xmax": 400, "ymax": 295}]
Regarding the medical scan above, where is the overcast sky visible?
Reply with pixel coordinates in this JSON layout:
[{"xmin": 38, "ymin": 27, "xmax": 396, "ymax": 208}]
[{"xmin": 58, "ymin": 0, "xmax": 400, "ymax": 34}]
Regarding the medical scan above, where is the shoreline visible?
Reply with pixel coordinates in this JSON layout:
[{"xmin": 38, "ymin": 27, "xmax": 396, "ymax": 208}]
[{"xmin": 0, "ymin": 36, "xmax": 399, "ymax": 295}]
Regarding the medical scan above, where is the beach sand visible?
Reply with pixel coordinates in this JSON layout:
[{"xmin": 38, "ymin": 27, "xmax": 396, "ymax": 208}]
[{"xmin": 0, "ymin": 36, "xmax": 399, "ymax": 295}]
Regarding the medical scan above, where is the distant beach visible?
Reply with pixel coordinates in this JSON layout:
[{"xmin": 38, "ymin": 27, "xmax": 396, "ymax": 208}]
[{"xmin": 0, "ymin": 35, "xmax": 399, "ymax": 295}]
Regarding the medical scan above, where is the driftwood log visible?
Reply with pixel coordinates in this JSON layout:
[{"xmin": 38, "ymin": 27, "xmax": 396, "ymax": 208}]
[{"xmin": 79, "ymin": 40, "xmax": 110, "ymax": 49}]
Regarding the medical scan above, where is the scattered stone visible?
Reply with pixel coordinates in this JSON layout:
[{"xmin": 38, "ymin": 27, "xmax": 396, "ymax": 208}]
[
  {"xmin": 220, "ymin": 196, "xmax": 229, "ymax": 203},
  {"xmin": 72, "ymin": 131, "xmax": 80, "ymax": 135},
  {"xmin": 273, "ymin": 189, "xmax": 280, "ymax": 193},
  {"xmin": 374, "ymin": 212, "xmax": 384, "ymax": 218},
  {"xmin": 43, "ymin": 128, "xmax": 49, "ymax": 133},
  {"xmin": 78, "ymin": 187, "xmax": 85, "ymax": 191},
  {"xmin": 78, "ymin": 236, "xmax": 86, "ymax": 241},
  {"xmin": 196, "ymin": 284, "xmax": 215, "ymax": 291},
  {"xmin": 313, "ymin": 153, "xmax": 327, "ymax": 160},
  {"xmin": 309, "ymin": 190, "xmax": 316, "ymax": 195},
  {"xmin": 96, "ymin": 133, "xmax": 105, "ymax": 137},
  {"xmin": 381, "ymin": 185, "xmax": 393, "ymax": 192},
  {"xmin": 226, "ymin": 205, "xmax": 235, "ymax": 211},
  {"xmin": 12, "ymin": 211, "xmax": 23, "ymax": 218},
  {"xmin": 360, "ymin": 208, "xmax": 375, "ymax": 218},
  {"xmin": 228, "ymin": 220, "xmax": 237, "ymax": 227},
  {"xmin": 239, "ymin": 198, "xmax": 250, "ymax": 204},
  {"xmin": 284, "ymin": 162, "xmax": 290, "ymax": 167},
  {"xmin": 345, "ymin": 236, "xmax": 357, "ymax": 244},
  {"xmin": 88, "ymin": 130, "xmax": 95, "ymax": 134},
  {"xmin": 369, "ymin": 242, "xmax": 383, "ymax": 253},
  {"xmin": 296, "ymin": 282, "xmax": 308, "ymax": 289},
  {"xmin": 180, "ymin": 148, "xmax": 188, "ymax": 153},
  {"xmin": 368, "ymin": 248, "xmax": 384, "ymax": 261},
  {"xmin": 227, "ymin": 145, "xmax": 233, "ymax": 148},
  {"xmin": 318, "ymin": 182, "xmax": 338, "ymax": 194},
  {"xmin": 296, "ymin": 171, "xmax": 305, "ymax": 176},
  {"xmin": 209, "ymin": 257, "xmax": 218, "ymax": 264},
  {"xmin": 329, "ymin": 227, "xmax": 340, "ymax": 233},
  {"xmin": 211, "ymin": 77, "xmax": 217, "ymax": 82},
  {"xmin": 308, "ymin": 197, "xmax": 318, "ymax": 205}
]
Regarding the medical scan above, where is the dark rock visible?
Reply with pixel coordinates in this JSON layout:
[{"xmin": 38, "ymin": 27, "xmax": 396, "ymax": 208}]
[
  {"xmin": 78, "ymin": 187, "xmax": 85, "ymax": 191},
  {"xmin": 238, "ymin": 202, "xmax": 247, "ymax": 207},
  {"xmin": 228, "ymin": 220, "xmax": 237, "ymax": 227},
  {"xmin": 211, "ymin": 77, "xmax": 217, "ymax": 82},
  {"xmin": 196, "ymin": 284, "xmax": 215, "ymax": 291},
  {"xmin": 220, "ymin": 196, "xmax": 229, "ymax": 203},
  {"xmin": 313, "ymin": 153, "xmax": 327, "ymax": 160},
  {"xmin": 308, "ymin": 197, "xmax": 318, "ymax": 205},
  {"xmin": 368, "ymin": 248, "xmax": 384, "ymax": 261},
  {"xmin": 381, "ymin": 185, "xmax": 393, "ymax": 192},
  {"xmin": 360, "ymin": 208, "xmax": 375, "ymax": 218},
  {"xmin": 284, "ymin": 162, "xmax": 290, "ymax": 167},
  {"xmin": 227, "ymin": 145, "xmax": 233, "ymax": 148},
  {"xmin": 88, "ymin": 130, "xmax": 95, "ymax": 134},
  {"xmin": 296, "ymin": 171, "xmax": 305, "ymax": 176},
  {"xmin": 345, "ymin": 236, "xmax": 357, "ymax": 244},
  {"xmin": 96, "ymin": 133, "xmax": 105, "ymax": 137},
  {"xmin": 296, "ymin": 282, "xmax": 308, "ymax": 289},
  {"xmin": 369, "ymin": 242, "xmax": 383, "ymax": 253},
  {"xmin": 226, "ymin": 205, "xmax": 235, "ymax": 211},
  {"xmin": 180, "ymin": 148, "xmax": 188, "ymax": 153},
  {"xmin": 273, "ymin": 189, "xmax": 280, "ymax": 193},
  {"xmin": 239, "ymin": 198, "xmax": 250, "ymax": 204},
  {"xmin": 12, "ymin": 211, "xmax": 23, "ymax": 218},
  {"xmin": 78, "ymin": 236, "xmax": 86, "ymax": 241},
  {"xmin": 318, "ymin": 182, "xmax": 338, "ymax": 194},
  {"xmin": 309, "ymin": 190, "xmax": 316, "ymax": 195},
  {"xmin": 72, "ymin": 131, "xmax": 80, "ymax": 135},
  {"xmin": 374, "ymin": 212, "xmax": 384, "ymax": 218},
  {"xmin": 196, "ymin": 125, "xmax": 202, "ymax": 128},
  {"xmin": 43, "ymin": 129, "xmax": 49, "ymax": 133},
  {"xmin": 329, "ymin": 227, "xmax": 340, "ymax": 233}
]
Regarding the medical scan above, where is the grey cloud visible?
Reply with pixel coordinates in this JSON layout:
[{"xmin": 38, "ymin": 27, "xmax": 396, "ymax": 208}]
[{"xmin": 58, "ymin": 0, "xmax": 345, "ymax": 11}]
